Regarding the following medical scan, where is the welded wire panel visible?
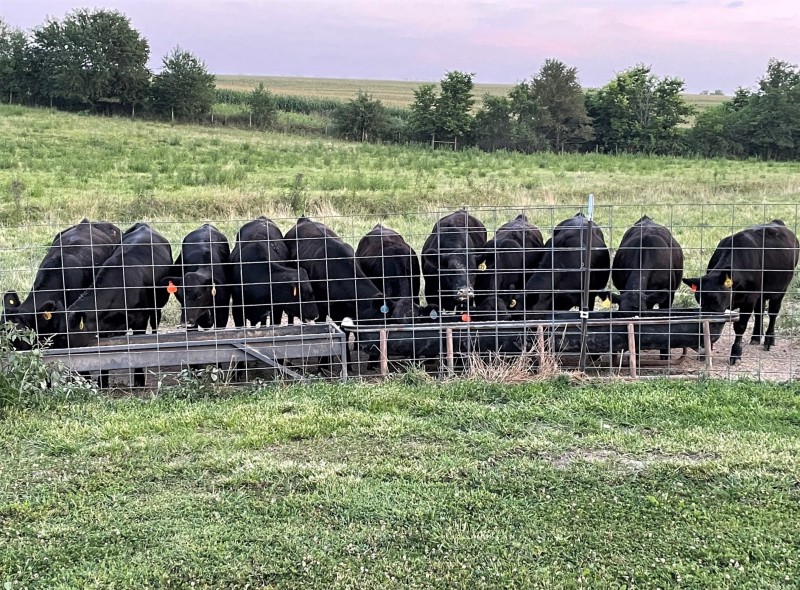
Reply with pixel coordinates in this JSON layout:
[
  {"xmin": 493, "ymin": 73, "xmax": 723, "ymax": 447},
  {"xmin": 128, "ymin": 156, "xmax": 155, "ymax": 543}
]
[{"xmin": 1, "ymin": 202, "xmax": 798, "ymax": 387}]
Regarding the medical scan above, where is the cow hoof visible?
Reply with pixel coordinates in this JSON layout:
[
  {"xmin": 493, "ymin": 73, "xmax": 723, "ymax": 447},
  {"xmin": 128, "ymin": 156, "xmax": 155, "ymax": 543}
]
[
  {"xmin": 749, "ymin": 336, "xmax": 761, "ymax": 345},
  {"xmin": 728, "ymin": 356, "xmax": 740, "ymax": 366},
  {"xmin": 763, "ymin": 336, "xmax": 774, "ymax": 351}
]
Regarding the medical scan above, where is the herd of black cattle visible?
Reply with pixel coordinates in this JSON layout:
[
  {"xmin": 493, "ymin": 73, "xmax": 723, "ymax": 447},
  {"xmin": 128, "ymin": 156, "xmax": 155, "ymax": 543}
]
[{"xmin": 2, "ymin": 210, "xmax": 799, "ymax": 379}]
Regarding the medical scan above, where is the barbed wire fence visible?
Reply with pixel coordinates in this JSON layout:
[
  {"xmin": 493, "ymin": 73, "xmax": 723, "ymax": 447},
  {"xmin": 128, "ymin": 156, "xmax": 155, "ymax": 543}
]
[{"xmin": 1, "ymin": 201, "xmax": 798, "ymax": 388}]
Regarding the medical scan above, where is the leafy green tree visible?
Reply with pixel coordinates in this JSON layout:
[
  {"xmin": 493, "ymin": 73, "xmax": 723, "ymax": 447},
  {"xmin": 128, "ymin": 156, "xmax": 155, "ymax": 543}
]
[
  {"xmin": 747, "ymin": 59, "xmax": 800, "ymax": 159},
  {"xmin": 506, "ymin": 80, "xmax": 546, "ymax": 153},
  {"xmin": 473, "ymin": 94, "xmax": 513, "ymax": 151},
  {"xmin": 587, "ymin": 64, "xmax": 693, "ymax": 154},
  {"xmin": 248, "ymin": 82, "xmax": 276, "ymax": 129},
  {"xmin": 408, "ymin": 83, "xmax": 437, "ymax": 142},
  {"xmin": 435, "ymin": 71, "xmax": 475, "ymax": 147},
  {"xmin": 149, "ymin": 47, "xmax": 215, "ymax": 120},
  {"xmin": 332, "ymin": 90, "xmax": 387, "ymax": 141},
  {"xmin": 528, "ymin": 59, "xmax": 593, "ymax": 152},
  {"xmin": 27, "ymin": 9, "xmax": 150, "ymax": 110},
  {"xmin": 0, "ymin": 19, "xmax": 28, "ymax": 103}
]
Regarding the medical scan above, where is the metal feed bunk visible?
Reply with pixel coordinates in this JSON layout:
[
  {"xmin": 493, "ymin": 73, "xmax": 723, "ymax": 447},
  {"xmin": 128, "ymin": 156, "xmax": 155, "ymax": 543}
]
[
  {"xmin": 40, "ymin": 323, "xmax": 349, "ymax": 385},
  {"xmin": 342, "ymin": 309, "xmax": 739, "ymax": 379},
  {"xmin": 34, "ymin": 309, "xmax": 737, "ymax": 385}
]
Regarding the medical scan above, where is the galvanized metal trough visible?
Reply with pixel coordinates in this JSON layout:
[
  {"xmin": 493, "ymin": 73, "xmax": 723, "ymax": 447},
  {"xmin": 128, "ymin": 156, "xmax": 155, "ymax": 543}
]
[
  {"xmin": 40, "ymin": 322, "xmax": 349, "ymax": 384},
  {"xmin": 345, "ymin": 309, "xmax": 739, "ymax": 378}
]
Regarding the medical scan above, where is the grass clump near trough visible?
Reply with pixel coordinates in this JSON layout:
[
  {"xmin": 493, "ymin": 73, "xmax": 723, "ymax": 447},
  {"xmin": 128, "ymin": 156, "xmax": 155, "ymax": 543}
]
[{"xmin": 1, "ymin": 378, "xmax": 799, "ymax": 587}]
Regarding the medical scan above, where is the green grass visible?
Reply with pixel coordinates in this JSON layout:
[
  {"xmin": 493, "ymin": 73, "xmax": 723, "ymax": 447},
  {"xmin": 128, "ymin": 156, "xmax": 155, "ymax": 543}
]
[{"xmin": 1, "ymin": 378, "xmax": 799, "ymax": 588}]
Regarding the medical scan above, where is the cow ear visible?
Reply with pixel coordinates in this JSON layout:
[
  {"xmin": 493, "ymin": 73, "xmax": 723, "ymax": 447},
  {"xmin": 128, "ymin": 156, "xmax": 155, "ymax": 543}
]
[
  {"xmin": 4, "ymin": 290, "xmax": 20, "ymax": 309},
  {"xmin": 160, "ymin": 276, "xmax": 180, "ymax": 288},
  {"xmin": 682, "ymin": 278, "xmax": 700, "ymax": 292},
  {"xmin": 38, "ymin": 300, "xmax": 59, "ymax": 322}
]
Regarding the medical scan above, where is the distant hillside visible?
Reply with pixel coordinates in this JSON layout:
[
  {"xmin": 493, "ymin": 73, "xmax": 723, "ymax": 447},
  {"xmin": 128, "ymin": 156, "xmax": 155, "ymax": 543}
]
[{"xmin": 216, "ymin": 75, "xmax": 729, "ymax": 112}]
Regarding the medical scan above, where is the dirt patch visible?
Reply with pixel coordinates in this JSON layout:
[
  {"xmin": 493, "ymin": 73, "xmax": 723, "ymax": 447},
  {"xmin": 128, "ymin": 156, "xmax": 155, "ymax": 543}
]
[{"xmin": 638, "ymin": 323, "xmax": 800, "ymax": 381}]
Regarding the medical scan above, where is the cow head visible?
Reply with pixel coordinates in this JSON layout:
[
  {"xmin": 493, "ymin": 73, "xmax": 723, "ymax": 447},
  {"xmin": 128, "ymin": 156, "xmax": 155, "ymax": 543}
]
[
  {"xmin": 65, "ymin": 309, "xmax": 102, "ymax": 348},
  {"xmin": 442, "ymin": 254, "xmax": 477, "ymax": 306},
  {"xmin": 390, "ymin": 298, "xmax": 440, "ymax": 322},
  {"xmin": 275, "ymin": 268, "xmax": 319, "ymax": 323},
  {"xmin": 1, "ymin": 294, "xmax": 64, "ymax": 349},
  {"xmin": 619, "ymin": 290, "xmax": 650, "ymax": 312},
  {"xmin": 683, "ymin": 272, "xmax": 734, "ymax": 312}
]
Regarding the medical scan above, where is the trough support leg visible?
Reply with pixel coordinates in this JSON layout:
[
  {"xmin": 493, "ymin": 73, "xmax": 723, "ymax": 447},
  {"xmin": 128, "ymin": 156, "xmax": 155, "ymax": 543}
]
[
  {"xmin": 536, "ymin": 325, "xmax": 545, "ymax": 367},
  {"xmin": 379, "ymin": 329, "xmax": 388, "ymax": 377},
  {"xmin": 703, "ymin": 321, "xmax": 713, "ymax": 371},
  {"xmin": 446, "ymin": 328, "xmax": 454, "ymax": 375},
  {"xmin": 627, "ymin": 322, "xmax": 638, "ymax": 379}
]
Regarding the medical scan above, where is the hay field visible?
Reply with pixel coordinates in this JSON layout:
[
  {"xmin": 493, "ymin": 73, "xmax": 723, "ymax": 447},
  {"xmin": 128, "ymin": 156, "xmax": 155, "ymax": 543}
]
[{"xmin": 216, "ymin": 74, "xmax": 729, "ymax": 111}]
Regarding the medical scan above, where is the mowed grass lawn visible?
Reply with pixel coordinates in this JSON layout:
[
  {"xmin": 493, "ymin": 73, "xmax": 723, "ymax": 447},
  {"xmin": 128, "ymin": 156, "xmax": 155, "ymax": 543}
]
[{"xmin": 1, "ymin": 379, "xmax": 799, "ymax": 588}]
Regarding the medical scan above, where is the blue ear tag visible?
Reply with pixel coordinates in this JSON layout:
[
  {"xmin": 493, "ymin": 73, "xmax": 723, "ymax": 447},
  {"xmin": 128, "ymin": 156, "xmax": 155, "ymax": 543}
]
[
  {"xmin": 430, "ymin": 310, "xmax": 438, "ymax": 319},
  {"xmin": 380, "ymin": 304, "xmax": 389, "ymax": 314}
]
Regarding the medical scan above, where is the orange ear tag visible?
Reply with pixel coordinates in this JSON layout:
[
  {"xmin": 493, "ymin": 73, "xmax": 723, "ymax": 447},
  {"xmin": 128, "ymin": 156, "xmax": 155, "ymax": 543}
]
[
  {"xmin": 167, "ymin": 281, "xmax": 178, "ymax": 294},
  {"xmin": 461, "ymin": 313, "xmax": 471, "ymax": 322}
]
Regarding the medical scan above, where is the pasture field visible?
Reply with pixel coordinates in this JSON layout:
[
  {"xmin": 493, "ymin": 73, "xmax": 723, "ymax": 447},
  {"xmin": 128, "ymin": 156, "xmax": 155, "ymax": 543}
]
[
  {"xmin": 215, "ymin": 75, "xmax": 729, "ymax": 112},
  {"xmin": 2, "ymin": 378, "xmax": 800, "ymax": 587},
  {"xmin": 1, "ymin": 103, "xmax": 799, "ymax": 308}
]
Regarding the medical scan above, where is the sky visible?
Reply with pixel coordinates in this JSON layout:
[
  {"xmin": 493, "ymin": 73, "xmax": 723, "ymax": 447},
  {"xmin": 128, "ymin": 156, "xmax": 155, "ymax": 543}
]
[{"xmin": 3, "ymin": 0, "xmax": 798, "ymax": 93}]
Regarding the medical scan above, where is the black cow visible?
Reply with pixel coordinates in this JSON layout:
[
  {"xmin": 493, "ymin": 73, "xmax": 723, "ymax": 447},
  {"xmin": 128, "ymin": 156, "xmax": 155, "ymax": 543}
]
[
  {"xmin": 520, "ymin": 213, "xmax": 611, "ymax": 312},
  {"xmin": 285, "ymin": 216, "xmax": 389, "ymax": 323},
  {"xmin": 356, "ymin": 224, "xmax": 422, "ymax": 306},
  {"xmin": 55, "ymin": 223, "xmax": 173, "ymax": 386},
  {"xmin": 2, "ymin": 218, "xmax": 121, "ymax": 345},
  {"xmin": 421, "ymin": 210, "xmax": 487, "ymax": 312},
  {"xmin": 163, "ymin": 224, "xmax": 231, "ymax": 329},
  {"xmin": 612, "ymin": 216, "xmax": 684, "ymax": 311},
  {"xmin": 683, "ymin": 220, "xmax": 800, "ymax": 365},
  {"xmin": 475, "ymin": 214, "xmax": 544, "ymax": 310},
  {"xmin": 229, "ymin": 217, "xmax": 317, "ymax": 327}
]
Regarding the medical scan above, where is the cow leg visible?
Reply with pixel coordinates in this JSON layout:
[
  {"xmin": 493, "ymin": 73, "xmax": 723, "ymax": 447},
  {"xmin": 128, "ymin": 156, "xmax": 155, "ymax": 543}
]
[
  {"xmin": 763, "ymin": 296, "xmax": 785, "ymax": 351},
  {"xmin": 729, "ymin": 307, "xmax": 753, "ymax": 365},
  {"xmin": 749, "ymin": 297, "xmax": 765, "ymax": 345},
  {"xmin": 98, "ymin": 371, "xmax": 110, "ymax": 389}
]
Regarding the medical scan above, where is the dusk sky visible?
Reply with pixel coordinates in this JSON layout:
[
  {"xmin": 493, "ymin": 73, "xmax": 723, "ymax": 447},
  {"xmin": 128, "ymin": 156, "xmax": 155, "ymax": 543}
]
[{"xmin": 3, "ymin": 0, "xmax": 798, "ymax": 93}]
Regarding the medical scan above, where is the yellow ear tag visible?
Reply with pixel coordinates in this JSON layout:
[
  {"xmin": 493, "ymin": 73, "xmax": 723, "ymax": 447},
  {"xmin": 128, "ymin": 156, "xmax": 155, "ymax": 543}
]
[
  {"xmin": 8, "ymin": 299, "xmax": 14, "ymax": 305},
  {"xmin": 43, "ymin": 311, "xmax": 52, "ymax": 321},
  {"xmin": 211, "ymin": 285, "xmax": 217, "ymax": 296},
  {"xmin": 724, "ymin": 276, "xmax": 733, "ymax": 289},
  {"xmin": 293, "ymin": 286, "xmax": 298, "ymax": 297},
  {"xmin": 478, "ymin": 261, "xmax": 487, "ymax": 271},
  {"xmin": 601, "ymin": 298, "xmax": 612, "ymax": 309},
  {"xmin": 79, "ymin": 318, "xmax": 85, "ymax": 330},
  {"xmin": 509, "ymin": 298, "xmax": 517, "ymax": 308}
]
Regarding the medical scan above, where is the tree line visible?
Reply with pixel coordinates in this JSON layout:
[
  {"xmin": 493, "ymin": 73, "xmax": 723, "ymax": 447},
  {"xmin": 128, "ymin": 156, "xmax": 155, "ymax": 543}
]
[{"xmin": 2, "ymin": 9, "xmax": 799, "ymax": 160}]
